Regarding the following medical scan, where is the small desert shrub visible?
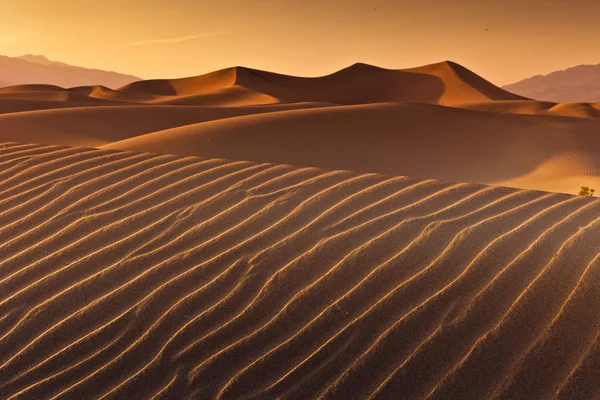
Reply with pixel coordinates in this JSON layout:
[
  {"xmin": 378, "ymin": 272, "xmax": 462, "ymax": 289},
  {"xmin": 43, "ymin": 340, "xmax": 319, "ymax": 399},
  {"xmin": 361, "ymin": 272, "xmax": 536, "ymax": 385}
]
[{"xmin": 579, "ymin": 186, "xmax": 595, "ymax": 196}]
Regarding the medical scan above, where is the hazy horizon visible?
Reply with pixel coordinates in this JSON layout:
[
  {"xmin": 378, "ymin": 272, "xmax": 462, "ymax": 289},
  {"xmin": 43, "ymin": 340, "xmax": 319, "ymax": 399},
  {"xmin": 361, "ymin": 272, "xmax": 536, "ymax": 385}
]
[{"xmin": 2, "ymin": 0, "xmax": 600, "ymax": 85}]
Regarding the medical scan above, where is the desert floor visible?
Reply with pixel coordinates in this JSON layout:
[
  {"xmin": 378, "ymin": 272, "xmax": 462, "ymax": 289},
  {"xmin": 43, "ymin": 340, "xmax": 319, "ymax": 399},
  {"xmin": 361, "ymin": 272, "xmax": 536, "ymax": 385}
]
[{"xmin": 2, "ymin": 62, "xmax": 600, "ymax": 399}]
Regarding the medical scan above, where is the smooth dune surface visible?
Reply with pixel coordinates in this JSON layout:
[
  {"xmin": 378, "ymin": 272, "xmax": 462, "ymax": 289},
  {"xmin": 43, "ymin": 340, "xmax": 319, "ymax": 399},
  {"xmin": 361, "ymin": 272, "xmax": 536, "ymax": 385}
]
[
  {"xmin": 102, "ymin": 102, "xmax": 600, "ymax": 195},
  {"xmin": 2, "ymin": 142, "xmax": 600, "ymax": 399},
  {"xmin": 0, "ymin": 103, "xmax": 333, "ymax": 147},
  {"xmin": 0, "ymin": 61, "xmax": 524, "ymax": 108},
  {"xmin": 460, "ymin": 100, "xmax": 600, "ymax": 119},
  {"xmin": 3, "ymin": 60, "xmax": 600, "ymax": 196}
]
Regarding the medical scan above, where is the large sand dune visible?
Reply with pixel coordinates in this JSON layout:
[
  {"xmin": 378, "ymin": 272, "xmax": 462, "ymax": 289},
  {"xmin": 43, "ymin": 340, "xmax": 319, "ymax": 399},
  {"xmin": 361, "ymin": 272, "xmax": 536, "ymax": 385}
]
[
  {"xmin": 460, "ymin": 100, "xmax": 600, "ymax": 119},
  {"xmin": 0, "ymin": 61, "xmax": 524, "ymax": 109},
  {"xmin": 1, "ymin": 142, "xmax": 600, "ymax": 399},
  {"xmin": 121, "ymin": 61, "xmax": 526, "ymax": 106},
  {"xmin": 0, "ymin": 103, "xmax": 332, "ymax": 147},
  {"xmin": 102, "ymin": 103, "xmax": 600, "ymax": 195},
  {"xmin": 2, "ymin": 60, "xmax": 600, "ymax": 195}
]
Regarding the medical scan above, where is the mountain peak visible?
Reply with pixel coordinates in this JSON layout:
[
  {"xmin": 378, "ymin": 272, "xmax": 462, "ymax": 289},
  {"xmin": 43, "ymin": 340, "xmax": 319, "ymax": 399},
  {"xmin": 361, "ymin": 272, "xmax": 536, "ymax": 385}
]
[
  {"xmin": 18, "ymin": 54, "xmax": 56, "ymax": 65},
  {"xmin": 503, "ymin": 63, "xmax": 600, "ymax": 102},
  {"xmin": 1, "ymin": 54, "xmax": 141, "ymax": 89}
]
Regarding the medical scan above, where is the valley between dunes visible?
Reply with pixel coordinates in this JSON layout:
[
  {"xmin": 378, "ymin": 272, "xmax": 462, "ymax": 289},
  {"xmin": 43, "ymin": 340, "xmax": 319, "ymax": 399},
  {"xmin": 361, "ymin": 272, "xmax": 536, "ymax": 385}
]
[
  {"xmin": 3, "ymin": 61, "xmax": 600, "ymax": 399},
  {"xmin": 2, "ymin": 142, "xmax": 600, "ymax": 399}
]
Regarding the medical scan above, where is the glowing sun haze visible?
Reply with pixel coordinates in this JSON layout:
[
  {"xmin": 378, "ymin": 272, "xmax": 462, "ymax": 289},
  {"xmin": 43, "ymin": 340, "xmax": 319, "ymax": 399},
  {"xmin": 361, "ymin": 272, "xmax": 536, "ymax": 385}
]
[{"xmin": 1, "ymin": 0, "xmax": 599, "ymax": 85}]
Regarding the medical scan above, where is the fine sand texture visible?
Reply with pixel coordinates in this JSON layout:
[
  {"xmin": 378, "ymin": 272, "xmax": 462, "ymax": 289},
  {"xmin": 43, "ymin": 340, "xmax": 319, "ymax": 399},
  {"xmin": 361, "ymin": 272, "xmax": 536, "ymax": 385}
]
[
  {"xmin": 460, "ymin": 100, "xmax": 600, "ymax": 119},
  {"xmin": 2, "ymin": 142, "xmax": 600, "ymax": 399}
]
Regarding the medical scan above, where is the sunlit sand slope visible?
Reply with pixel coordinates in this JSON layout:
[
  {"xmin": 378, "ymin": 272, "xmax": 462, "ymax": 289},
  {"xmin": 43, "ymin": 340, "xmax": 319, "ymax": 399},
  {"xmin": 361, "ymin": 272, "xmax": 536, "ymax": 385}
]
[
  {"xmin": 459, "ymin": 100, "xmax": 600, "ymax": 119},
  {"xmin": 103, "ymin": 103, "xmax": 600, "ymax": 195},
  {"xmin": 2, "ymin": 142, "xmax": 600, "ymax": 399},
  {"xmin": 0, "ymin": 103, "xmax": 332, "ymax": 147},
  {"xmin": 0, "ymin": 61, "xmax": 525, "ymax": 109}
]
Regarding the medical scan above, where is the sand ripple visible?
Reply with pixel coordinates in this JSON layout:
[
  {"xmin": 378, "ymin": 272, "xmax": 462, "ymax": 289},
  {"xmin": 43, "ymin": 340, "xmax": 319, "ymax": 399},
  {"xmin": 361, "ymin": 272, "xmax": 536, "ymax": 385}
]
[{"xmin": 1, "ymin": 142, "xmax": 599, "ymax": 399}]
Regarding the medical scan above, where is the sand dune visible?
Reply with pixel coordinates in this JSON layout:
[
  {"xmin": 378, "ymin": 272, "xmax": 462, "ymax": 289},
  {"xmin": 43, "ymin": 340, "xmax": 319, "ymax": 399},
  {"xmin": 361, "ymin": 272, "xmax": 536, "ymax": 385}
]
[
  {"xmin": 548, "ymin": 103, "xmax": 600, "ymax": 119},
  {"xmin": 460, "ymin": 100, "xmax": 600, "ymax": 119},
  {"xmin": 1, "ymin": 61, "xmax": 525, "ymax": 109},
  {"xmin": 2, "ymin": 61, "xmax": 600, "ymax": 196},
  {"xmin": 0, "ymin": 103, "xmax": 332, "ymax": 147},
  {"xmin": 125, "ymin": 61, "xmax": 525, "ymax": 106},
  {"xmin": 1, "ymin": 142, "xmax": 600, "ymax": 399},
  {"xmin": 0, "ymin": 99, "xmax": 96, "ymax": 115},
  {"xmin": 4, "ymin": 66, "xmax": 599, "ymax": 119},
  {"xmin": 0, "ymin": 85, "xmax": 157, "ymax": 107},
  {"xmin": 102, "ymin": 102, "xmax": 600, "ymax": 195}
]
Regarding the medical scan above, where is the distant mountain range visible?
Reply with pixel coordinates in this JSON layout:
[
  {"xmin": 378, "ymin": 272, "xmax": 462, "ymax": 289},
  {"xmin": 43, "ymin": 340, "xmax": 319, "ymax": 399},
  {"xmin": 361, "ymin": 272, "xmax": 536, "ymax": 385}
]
[
  {"xmin": 0, "ymin": 54, "xmax": 141, "ymax": 89},
  {"xmin": 503, "ymin": 64, "xmax": 600, "ymax": 103}
]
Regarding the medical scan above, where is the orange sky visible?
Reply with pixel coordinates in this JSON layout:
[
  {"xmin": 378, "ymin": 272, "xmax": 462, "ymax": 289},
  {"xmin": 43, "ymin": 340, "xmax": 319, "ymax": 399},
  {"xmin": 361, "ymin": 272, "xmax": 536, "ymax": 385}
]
[{"xmin": 1, "ymin": 0, "xmax": 599, "ymax": 85}]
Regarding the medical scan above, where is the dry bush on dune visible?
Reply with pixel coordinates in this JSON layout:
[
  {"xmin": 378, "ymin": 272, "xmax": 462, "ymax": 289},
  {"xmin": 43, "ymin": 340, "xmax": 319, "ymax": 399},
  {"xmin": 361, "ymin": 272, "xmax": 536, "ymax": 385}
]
[{"xmin": 579, "ymin": 186, "xmax": 595, "ymax": 196}]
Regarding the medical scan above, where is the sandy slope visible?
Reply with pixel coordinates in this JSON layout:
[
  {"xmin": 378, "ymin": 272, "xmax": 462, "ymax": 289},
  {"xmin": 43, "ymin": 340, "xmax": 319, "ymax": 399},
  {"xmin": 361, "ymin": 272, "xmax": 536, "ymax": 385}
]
[
  {"xmin": 2, "ymin": 61, "xmax": 600, "ymax": 196},
  {"xmin": 460, "ymin": 100, "xmax": 600, "ymax": 119},
  {"xmin": 1, "ymin": 142, "xmax": 600, "ymax": 399},
  {"xmin": 0, "ymin": 61, "xmax": 524, "ymax": 108},
  {"xmin": 102, "ymin": 102, "xmax": 600, "ymax": 195},
  {"xmin": 0, "ymin": 103, "xmax": 332, "ymax": 147}
]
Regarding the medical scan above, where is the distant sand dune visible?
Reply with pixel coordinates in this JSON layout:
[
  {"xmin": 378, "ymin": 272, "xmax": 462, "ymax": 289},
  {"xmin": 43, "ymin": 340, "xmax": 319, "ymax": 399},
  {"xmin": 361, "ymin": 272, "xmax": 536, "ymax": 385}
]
[
  {"xmin": 460, "ymin": 100, "xmax": 600, "ymax": 119},
  {"xmin": 4, "ymin": 61, "xmax": 600, "ymax": 122},
  {"xmin": 2, "ymin": 62, "xmax": 600, "ymax": 194},
  {"xmin": 1, "ymin": 142, "xmax": 600, "ymax": 399},
  {"xmin": 0, "ymin": 103, "xmax": 333, "ymax": 147},
  {"xmin": 0, "ymin": 61, "xmax": 526, "ymax": 110}
]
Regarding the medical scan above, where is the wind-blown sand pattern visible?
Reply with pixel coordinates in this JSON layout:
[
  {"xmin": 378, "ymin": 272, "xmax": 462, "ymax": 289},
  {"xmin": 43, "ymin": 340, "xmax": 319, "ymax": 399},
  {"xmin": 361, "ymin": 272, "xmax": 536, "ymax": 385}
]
[{"xmin": 2, "ymin": 142, "xmax": 600, "ymax": 399}]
